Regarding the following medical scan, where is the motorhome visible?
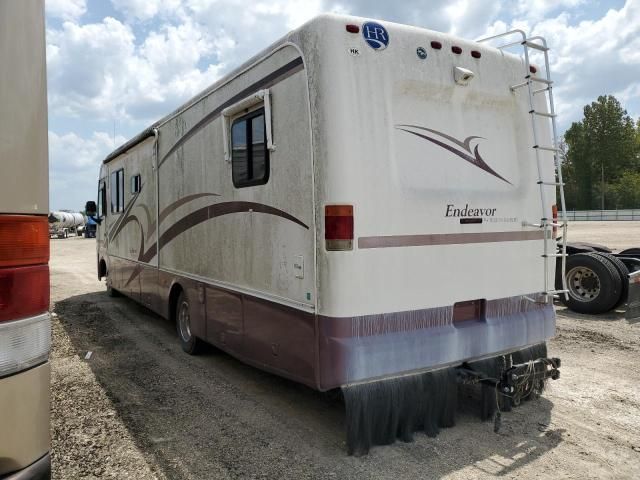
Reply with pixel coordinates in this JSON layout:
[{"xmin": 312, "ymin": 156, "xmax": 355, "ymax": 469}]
[
  {"xmin": 90, "ymin": 14, "xmax": 564, "ymax": 454},
  {"xmin": 0, "ymin": 0, "xmax": 51, "ymax": 476}
]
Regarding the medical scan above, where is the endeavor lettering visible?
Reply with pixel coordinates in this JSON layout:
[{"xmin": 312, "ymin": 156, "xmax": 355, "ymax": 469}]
[{"xmin": 446, "ymin": 204, "xmax": 497, "ymax": 217}]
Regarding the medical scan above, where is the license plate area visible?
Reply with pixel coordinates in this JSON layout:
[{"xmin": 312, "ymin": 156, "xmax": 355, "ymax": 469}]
[{"xmin": 453, "ymin": 299, "xmax": 486, "ymax": 324}]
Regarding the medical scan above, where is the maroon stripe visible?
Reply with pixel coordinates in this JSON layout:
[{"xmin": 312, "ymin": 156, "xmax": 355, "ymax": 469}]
[
  {"xmin": 358, "ymin": 230, "xmax": 545, "ymax": 249},
  {"xmin": 158, "ymin": 192, "xmax": 220, "ymax": 225},
  {"xmin": 159, "ymin": 201, "xmax": 309, "ymax": 250}
]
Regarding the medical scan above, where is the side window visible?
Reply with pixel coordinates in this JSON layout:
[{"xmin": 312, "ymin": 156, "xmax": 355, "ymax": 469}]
[
  {"xmin": 97, "ymin": 181, "xmax": 106, "ymax": 217},
  {"xmin": 231, "ymin": 108, "xmax": 269, "ymax": 188},
  {"xmin": 131, "ymin": 174, "xmax": 141, "ymax": 194},
  {"xmin": 110, "ymin": 169, "xmax": 125, "ymax": 213}
]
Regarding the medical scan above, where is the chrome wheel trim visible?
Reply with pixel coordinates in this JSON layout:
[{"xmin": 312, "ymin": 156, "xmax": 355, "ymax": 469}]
[
  {"xmin": 178, "ymin": 300, "xmax": 192, "ymax": 342},
  {"xmin": 567, "ymin": 266, "xmax": 600, "ymax": 302}
]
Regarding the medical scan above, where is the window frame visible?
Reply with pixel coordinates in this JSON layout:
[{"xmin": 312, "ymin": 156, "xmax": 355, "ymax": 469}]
[
  {"xmin": 97, "ymin": 180, "xmax": 106, "ymax": 218},
  {"xmin": 231, "ymin": 107, "xmax": 270, "ymax": 188},
  {"xmin": 110, "ymin": 168, "xmax": 125, "ymax": 214},
  {"xmin": 131, "ymin": 174, "xmax": 141, "ymax": 194}
]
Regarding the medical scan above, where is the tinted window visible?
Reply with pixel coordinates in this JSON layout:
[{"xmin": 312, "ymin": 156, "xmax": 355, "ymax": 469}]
[
  {"xmin": 231, "ymin": 109, "xmax": 269, "ymax": 187},
  {"xmin": 98, "ymin": 181, "xmax": 106, "ymax": 217},
  {"xmin": 110, "ymin": 169, "xmax": 125, "ymax": 213},
  {"xmin": 131, "ymin": 174, "xmax": 141, "ymax": 194}
]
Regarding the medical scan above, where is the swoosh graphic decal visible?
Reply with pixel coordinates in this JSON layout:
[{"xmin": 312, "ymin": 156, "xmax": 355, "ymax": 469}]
[
  {"xmin": 123, "ymin": 201, "xmax": 308, "ymax": 287},
  {"xmin": 396, "ymin": 125, "xmax": 511, "ymax": 185},
  {"xmin": 158, "ymin": 192, "xmax": 220, "ymax": 225}
]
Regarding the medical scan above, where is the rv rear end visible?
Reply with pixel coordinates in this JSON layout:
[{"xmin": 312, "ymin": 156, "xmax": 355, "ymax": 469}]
[
  {"xmin": 0, "ymin": 0, "xmax": 51, "ymax": 478},
  {"xmin": 303, "ymin": 17, "xmax": 558, "ymax": 397}
]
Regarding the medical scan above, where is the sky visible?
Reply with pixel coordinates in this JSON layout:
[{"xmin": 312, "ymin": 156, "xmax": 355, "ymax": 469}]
[{"xmin": 45, "ymin": 0, "xmax": 640, "ymax": 211}]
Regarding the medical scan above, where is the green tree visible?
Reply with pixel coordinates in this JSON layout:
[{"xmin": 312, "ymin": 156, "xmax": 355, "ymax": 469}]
[{"xmin": 563, "ymin": 95, "xmax": 639, "ymax": 209}]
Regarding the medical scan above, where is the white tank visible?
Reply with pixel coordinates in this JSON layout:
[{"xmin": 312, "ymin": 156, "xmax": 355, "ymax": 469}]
[{"xmin": 48, "ymin": 211, "xmax": 85, "ymax": 228}]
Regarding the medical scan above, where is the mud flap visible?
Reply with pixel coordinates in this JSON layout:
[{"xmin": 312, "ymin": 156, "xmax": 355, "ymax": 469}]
[
  {"xmin": 341, "ymin": 343, "xmax": 559, "ymax": 455},
  {"xmin": 625, "ymin": 271, "xmax": 640, "ymax": 320}
]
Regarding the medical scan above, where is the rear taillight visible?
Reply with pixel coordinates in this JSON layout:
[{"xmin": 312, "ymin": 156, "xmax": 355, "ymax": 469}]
[
  {"xmin": 0, "ymin": 214, "xmax": 51, "ymax": 376},
  {"xmin": 0, "ymin": 215, "xmax": 49, "ymax": 267},
  {"xmin": 0, "ymin": 265, "xmax": 50, "ymax": 322},
  {"xmin": 0, "ymin": 313, "xmax": 51, "ymax": 377},
  {"xmin": 552, "ymin": 204, "xmax": 558, "ymax": 238},
  {"xmin": 325, "ymin": 205, "xmax": 354, "ymax": 251}
]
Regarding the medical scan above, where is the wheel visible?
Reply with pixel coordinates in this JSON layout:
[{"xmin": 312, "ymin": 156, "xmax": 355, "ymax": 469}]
[
  {"xmin": 176, "ymin": 291, "xmax": 203, "ymax": 355},
  {"xmin": 64, "ymin": 230, "xmax": 68, "ymax": 238},
  {"xmin": 594, "ymin": 253, "xmax": 629, "ymax": 309},
  {"xmin": 560, "ymin": 253, "xmax": 622, "ymax": 314}
]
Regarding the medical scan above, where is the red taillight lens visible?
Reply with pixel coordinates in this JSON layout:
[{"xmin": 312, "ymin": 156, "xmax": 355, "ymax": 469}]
[
  {"xmin": 552, "ymin": 204, "xmax": 558, "ymax": 238},
  {"xmin": 346, "ymin": 24, "xmax": 359, "ymax": 33},
  {"xmin": 471, "ymin": 50, "xmax": 481, "ymax": 58},
  {"xmin": 325, "ymin": 205, "xmax": 354, "ymax": 251},
  {"xmin": 0, "ymin": 265, "xmax": 50, "ymax": 322},
  {"xmin": 0, "ymin": 215, "xmax": 49, "ymax": 268},
  {"xmin": 430, "ymin": 41, "xmax": 442, "ymax": 49},
  {"xmin": 530, "ymin": 65, "xmax": 537, "ymax": 74},
  {"xmin": 452, "ymin": 46, "xmax": 462, "ymax": 54}
]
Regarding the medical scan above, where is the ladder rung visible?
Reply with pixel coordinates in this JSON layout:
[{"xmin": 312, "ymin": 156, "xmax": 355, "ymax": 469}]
[
  {"xmin": 542, "ymin": 253, "xmax": 567, "ymax": 258},
  {"xmin": 546, "ymin": 289, "xmax": 569, "ymax": 297},
  {"xmin": 510, "ymin": 81, "xmax": 529, "ymax": 90},
  {"xmin": 530, "ymin": 77, "xmax": 553, "ymax": 85},
  {"xmin": 523, "ymin": 40, "xmax": 549, "ymax": 51},
  {"xmin": 533, "ymin": 145, "xmax": 560, "ymax": 152},
  {"xmin": 537, "ymin": 181, "xmax": 565, "ymax": 186},
  {"xmin": 529, "ymin": 110, "xmax": 556, "ymax": 118}
]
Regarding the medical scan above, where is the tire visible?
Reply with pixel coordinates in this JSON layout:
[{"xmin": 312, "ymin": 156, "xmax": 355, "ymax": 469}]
[
  {"xmin": 560, "ymin": 253, "xmax": 622, "ymax": 314},
  {"xmin": 176, "ymin": 291, "xmax": 203, "ymax": 355},
  {"xmin": 594, "ymin": 253, "xmax": 629, "ymax": 309}
]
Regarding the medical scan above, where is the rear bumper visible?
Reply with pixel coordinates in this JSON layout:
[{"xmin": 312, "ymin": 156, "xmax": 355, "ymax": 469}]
[
  {"xmin": 1, "ymin": 454, "xmax": 50, "ymax": 480},
  {"xmin": 318, "ymin": 293, "xmax": 555, "ymax": 390},
  {"xmin": 0, "ymin": 363, "xmax": 50, "ymax": 477}
]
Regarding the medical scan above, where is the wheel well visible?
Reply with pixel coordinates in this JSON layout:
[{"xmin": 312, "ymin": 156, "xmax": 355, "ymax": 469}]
[
  {"xmin": 168, "ymin": 284, "xmax": 183, "ymax": 323},
  {"xmin": 98, "ymin": 259, "xmax": 107, "ymax": 279}
]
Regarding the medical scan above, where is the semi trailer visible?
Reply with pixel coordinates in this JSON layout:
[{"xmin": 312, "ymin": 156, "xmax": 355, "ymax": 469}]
[
  {"xmin": 48, "ymin": 211, "xmax": 85, "ymax": 239},
  {"xmin": 87, "ymin": 15, "xmax": 564, "ymax": 454}
]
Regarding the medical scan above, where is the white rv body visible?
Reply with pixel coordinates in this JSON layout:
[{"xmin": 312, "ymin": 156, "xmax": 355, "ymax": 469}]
[{"xmin": 96, "ymin": 15, "xmax": 557, "ymax": 391}]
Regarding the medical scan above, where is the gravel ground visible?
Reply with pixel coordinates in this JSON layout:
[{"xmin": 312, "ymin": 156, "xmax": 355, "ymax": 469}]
[{"xmin": 50, "ymin": 226, "xmax": 640, "ymax": 479}]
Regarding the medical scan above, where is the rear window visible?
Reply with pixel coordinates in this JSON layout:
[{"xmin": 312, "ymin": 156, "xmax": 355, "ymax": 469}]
[{"xmin": 231, "ymin": 108, "xmax": 269, "ymax": 188}]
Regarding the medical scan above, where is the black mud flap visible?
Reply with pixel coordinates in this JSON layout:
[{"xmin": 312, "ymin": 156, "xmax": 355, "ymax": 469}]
[
  {"xmin": 625, "ymin": 271, "xmax": 640, "ymax": 320},
  {"xmin": 341, "ymin": 343, "xmax": 560, "ymax": 455}
]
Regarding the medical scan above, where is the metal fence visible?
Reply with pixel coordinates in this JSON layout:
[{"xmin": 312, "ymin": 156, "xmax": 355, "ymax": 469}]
[{"xmin": 562, "ymin": 209, "xmax": 640, "ymax": 221}]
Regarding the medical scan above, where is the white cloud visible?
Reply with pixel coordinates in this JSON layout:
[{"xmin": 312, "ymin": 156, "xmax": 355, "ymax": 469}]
[
  {"xmin": 46, "ymin": 15, "xmax": 225, "ymax": 125},
  {"xmin": 49, "ymin": 130, "xmax": 127, "ymax": 210},
  {"xmin": 46, "ymin": 0, "xmax": 87, "ymax": 21},
  {"xmin": 110, "ymin": 0, "xmax": 185, "ymax": 22}
]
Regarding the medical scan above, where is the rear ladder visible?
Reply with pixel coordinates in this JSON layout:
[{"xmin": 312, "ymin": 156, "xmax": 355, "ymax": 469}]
[{"xmin": 478, "ymin": 30, "xmax": 568, "ymax": 302}]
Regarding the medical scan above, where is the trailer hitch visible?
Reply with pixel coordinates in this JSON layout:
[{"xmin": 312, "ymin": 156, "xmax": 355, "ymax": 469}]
[{"xmin": 456, "ymin": 355, "xmax": 561, "ymax": 432}]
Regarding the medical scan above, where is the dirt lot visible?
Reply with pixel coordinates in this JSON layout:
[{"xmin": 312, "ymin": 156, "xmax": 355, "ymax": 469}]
[{"xmin": 50, "ymin": 223, "xmax": 640, "ymax": 479}]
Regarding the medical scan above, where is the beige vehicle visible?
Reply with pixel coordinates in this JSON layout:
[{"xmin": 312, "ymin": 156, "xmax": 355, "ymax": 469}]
[{"xmin": 0, "ymin": 0, "xmax": 51, "ymax": 478}]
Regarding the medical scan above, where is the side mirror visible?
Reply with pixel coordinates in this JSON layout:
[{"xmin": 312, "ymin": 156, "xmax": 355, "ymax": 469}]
[{"xmin": 85, "ymin": 200, "xmax": 97, "ymax": 217}]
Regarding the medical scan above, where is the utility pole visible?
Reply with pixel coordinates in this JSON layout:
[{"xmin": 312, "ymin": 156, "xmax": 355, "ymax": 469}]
[{"xmin": 601, "ymin": 161, "xmax": 605, "ymax": 211}]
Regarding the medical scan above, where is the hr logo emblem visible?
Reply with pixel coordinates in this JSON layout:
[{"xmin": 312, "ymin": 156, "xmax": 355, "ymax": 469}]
[{"xmin": 362, "ymin": 21, "xmax": 389, "ymax": 50}]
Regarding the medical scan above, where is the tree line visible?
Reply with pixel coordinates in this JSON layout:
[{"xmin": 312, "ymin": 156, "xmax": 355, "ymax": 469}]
[{"xmin": 561, "ymin": 95, "xmax": 640, "ymax": 210}]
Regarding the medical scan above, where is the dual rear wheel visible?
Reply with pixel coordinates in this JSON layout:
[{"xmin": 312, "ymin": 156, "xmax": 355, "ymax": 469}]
[{"xmin": 558, "ymin": 253, "xmax": 628, "ymax": 314}]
